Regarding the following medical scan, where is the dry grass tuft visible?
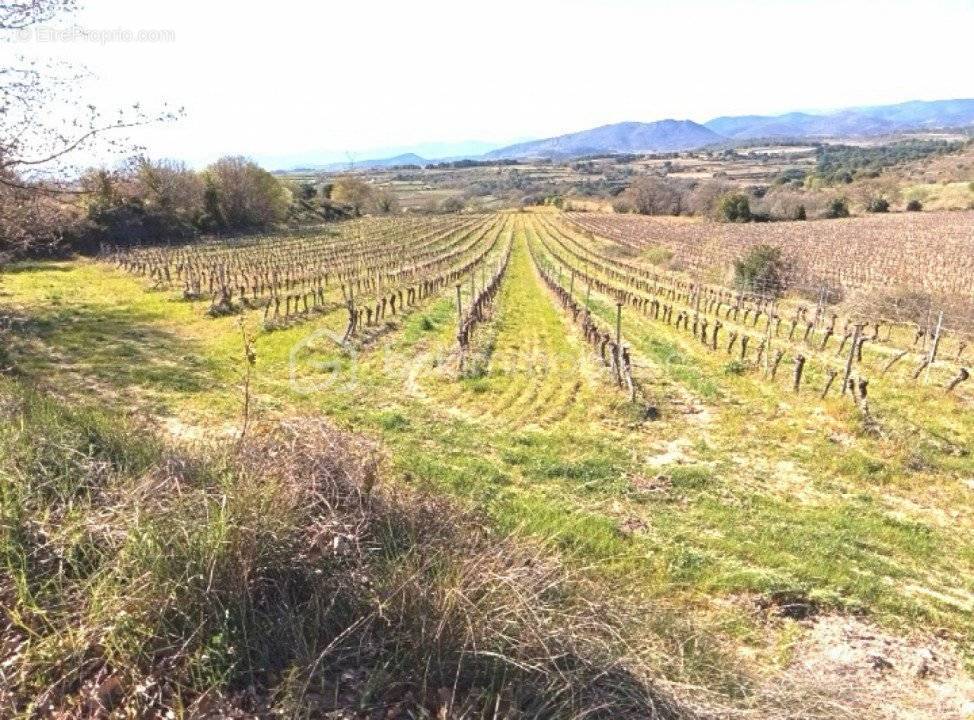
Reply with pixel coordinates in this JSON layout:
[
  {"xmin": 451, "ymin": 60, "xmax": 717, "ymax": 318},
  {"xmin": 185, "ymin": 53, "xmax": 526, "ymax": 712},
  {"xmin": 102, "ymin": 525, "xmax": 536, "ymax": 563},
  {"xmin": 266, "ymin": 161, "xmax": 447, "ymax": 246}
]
[{"xmin": 0, "ymin": 385, "xmax": 689, "ymax": 718}]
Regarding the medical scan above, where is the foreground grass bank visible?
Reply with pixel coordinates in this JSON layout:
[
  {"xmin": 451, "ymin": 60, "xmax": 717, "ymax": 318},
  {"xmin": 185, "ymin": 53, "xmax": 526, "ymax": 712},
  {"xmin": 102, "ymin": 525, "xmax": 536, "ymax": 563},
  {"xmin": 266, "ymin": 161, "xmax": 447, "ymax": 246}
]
[{"xmin": 0, "ymin": 378, "xmax": 693, "ymax": 718}]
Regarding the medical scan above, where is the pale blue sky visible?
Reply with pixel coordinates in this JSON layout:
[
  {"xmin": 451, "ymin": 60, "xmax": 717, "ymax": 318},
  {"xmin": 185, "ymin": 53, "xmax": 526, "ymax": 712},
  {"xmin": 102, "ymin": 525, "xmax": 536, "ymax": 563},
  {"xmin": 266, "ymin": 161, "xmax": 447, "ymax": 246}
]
[{"xmin": 7, "ymin": 0, "xmax": 973, "ymax": 167}]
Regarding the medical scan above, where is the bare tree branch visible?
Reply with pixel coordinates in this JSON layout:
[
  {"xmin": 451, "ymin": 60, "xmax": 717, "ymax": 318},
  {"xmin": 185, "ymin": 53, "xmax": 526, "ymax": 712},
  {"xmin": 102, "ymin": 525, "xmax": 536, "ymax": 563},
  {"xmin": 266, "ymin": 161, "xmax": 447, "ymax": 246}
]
[
  {"xmin": 0, "ymin": 0, "xmax": 77, "ymax": 30},
  {"xmin": 0, "ymin": 0, "xmax": 181, "ymax": 259}
]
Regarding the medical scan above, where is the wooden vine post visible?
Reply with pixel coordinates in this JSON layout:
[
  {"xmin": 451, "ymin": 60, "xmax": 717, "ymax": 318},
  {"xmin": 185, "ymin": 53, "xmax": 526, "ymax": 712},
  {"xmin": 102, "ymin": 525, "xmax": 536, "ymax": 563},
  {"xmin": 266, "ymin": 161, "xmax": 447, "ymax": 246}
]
[
  {"xmin": 947, "ymin": 368, "xmax": 970, "ymax": 394},
  {"xmin": 762, "ymin": 305, "xmax": 774, "ymax": 375},
  {"xmin": 793, "ymin": 354, "xmax": 806, "ymax": 393},
  {"xmin": 813, "ymin": 287, "xmax": 825, "ymax": 329},
  {"xmin": 456, "ymin": 283, "xmax": 464, "ymax": 373},
  {"xmin": 924, "ymin": 310, "xmax": 944, "ymax": 385},
  {"xmin": 840, "ymin": 323, "xmax": 862, "ymax": 396},
  {"xmin": 615, "ymin": 302, "xmax": 623, "ymax": 385},
  {"xmin": 921, "ymin": 306, "xmax": 931, "ymax": 354}
]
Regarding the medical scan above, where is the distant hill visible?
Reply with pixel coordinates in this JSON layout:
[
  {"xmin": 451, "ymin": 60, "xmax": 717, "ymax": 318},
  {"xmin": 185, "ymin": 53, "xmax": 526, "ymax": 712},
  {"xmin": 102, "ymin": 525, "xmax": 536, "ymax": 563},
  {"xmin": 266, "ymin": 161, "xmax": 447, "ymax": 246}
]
[
  {"xmin": 852, "ymin": 98, "xmax": 974, "ymax": 128},
  {"xmin": 704, "ymin": 99, "xmax": 974, "ymax": 139},
  {"xmin": 356, "ymin": 153, "xmax": 427, "ymax": 169},
  {"xmin": 294, "ymin": 153, "xmax": 429, "ymax": 173},
  {"xmin": 704, "ymin": 111, "xmax": 896, "ymax": 139},
  {"xmin": 484, "ymin": 120, "xmax": 723, "ymax": 160},
  {"xmin": 283, "ymin": 98, "xmax": 974, "ymax": 170}
]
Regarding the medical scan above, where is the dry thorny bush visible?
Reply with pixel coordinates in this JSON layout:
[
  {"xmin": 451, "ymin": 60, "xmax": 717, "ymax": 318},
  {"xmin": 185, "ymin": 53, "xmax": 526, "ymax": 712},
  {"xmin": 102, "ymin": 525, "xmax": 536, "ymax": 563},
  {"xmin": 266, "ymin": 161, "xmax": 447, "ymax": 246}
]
[{"xmin": 0, "ymin": 393, "xmax": 691, "ymax": 719}]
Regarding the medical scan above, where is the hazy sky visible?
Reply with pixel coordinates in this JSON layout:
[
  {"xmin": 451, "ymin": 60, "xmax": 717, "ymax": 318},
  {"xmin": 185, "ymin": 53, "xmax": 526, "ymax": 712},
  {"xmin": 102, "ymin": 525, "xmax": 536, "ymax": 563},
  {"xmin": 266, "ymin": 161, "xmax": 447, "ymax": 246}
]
[{"xmin": 6, "ymin": 0, "xmax": 973, "ymax": 167}]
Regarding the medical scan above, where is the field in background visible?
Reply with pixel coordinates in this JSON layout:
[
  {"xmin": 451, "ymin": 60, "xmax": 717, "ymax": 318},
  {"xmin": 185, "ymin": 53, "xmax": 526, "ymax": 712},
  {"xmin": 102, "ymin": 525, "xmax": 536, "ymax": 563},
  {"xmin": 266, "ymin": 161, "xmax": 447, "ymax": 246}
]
[
  {"xmin": 569, "ymin": 209, "xmax": 974, "ymax": 330},
  {"xmin": 277, "ymin": 132, "xmax": 974, "ymax": 215}
]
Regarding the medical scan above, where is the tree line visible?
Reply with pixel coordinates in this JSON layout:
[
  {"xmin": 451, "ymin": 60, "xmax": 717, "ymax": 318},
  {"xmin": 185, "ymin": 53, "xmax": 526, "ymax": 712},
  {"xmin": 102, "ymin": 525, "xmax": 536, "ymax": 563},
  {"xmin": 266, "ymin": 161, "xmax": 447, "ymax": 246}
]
[
  {"xmin": 0, "ymin": 2, "xmax": 418, "ymax": 262},
  {"xmin": 2, "ymin": 154, "xmax": 416, "ymax": 259}
]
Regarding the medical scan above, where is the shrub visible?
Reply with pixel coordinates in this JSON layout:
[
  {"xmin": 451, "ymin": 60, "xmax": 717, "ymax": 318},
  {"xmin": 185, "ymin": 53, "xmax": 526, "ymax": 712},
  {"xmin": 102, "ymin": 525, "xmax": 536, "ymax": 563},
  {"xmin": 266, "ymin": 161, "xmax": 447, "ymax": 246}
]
[
  {"xmin": 866, "ymin": 197, "xmax": 890, "ymax": 213},
  {"xmin": 733, "ymin": 244, "xmax": 787, "ymax": 296},
  {"xmin": 723, "ymin": 360, "xmax": 746, "ymax": 375},
  {"xmin": 687, "ymin": 180, "xmax": 733, "ymax": 217},
  {"xmin": 439, "ymin": 196, "xmax": 465, "ymax": 213},
  {"xmin": 773, "ymin": 168, "xmax": 807, "ymax": 186},
  {"xmin": 612, "ymin": 196, "xmax": 635, "ymax": 213},
  {"xmin": 643, "ymin": 246, "xmax": 674, "ymax": 265},
  {"xmin": 622, "ymin": 176, "xmax": 690, "ymax": 216},
  {"xmin": 906, "ymin": 199, "xmax": 923, "ymax": 212},
  {"xmin": 76, "ymin": 159, "xmax": 209, "ymax": 246},
  {"xmin": 716, "ymin": 193, "xmax": 751, "ymax": 223},
  {"xmin": 203, "ymin": 156, "xmax": 291, "ymax": 229},
  {"xmin": 824, "ymin": 197, "xmax": 850, "ymax": 219},
  {"xmin": 761, "ymin": 188, "xmax": 811, "ymax": 221}
]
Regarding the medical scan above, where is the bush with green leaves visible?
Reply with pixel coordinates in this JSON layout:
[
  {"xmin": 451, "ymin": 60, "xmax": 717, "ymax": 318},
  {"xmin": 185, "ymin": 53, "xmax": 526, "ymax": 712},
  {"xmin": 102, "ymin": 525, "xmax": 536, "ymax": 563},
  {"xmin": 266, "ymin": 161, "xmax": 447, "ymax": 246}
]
[
  {"xmin": 824, "ymin": 197, "xmax": 850, "ymax": 219},
  {"xmin": 723, "ymin": 360, "xmax": 746, "ymax": 375},
  {"xmin": 866, "ymin": 197, "xmax": 890, "ymax": 213},
  {"xmin": 733, "ymin": 244, "xmax": 787, "ymax": 297},
  {"xmin": 716, "ymin": 193, "xmax": 751, "ymax": 223},
  {"xmin": 906, "ymin": 199, "xmax": 923, "ymax": 212}
]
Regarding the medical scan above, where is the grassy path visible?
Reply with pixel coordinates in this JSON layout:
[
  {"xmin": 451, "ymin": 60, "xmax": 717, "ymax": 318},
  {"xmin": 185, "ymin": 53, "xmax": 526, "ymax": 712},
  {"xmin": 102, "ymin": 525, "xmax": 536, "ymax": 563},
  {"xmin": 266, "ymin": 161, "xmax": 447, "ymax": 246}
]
[{"xmin": 419, "ymin": 215, "xmax": 625, "ymax": 430}]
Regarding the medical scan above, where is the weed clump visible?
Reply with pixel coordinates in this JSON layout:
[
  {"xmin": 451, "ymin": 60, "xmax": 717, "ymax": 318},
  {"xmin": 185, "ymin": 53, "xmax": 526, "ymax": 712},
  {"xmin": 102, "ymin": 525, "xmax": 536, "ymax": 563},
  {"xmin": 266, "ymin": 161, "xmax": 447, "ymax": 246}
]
[{"xmin": 0, "ymin": 382, "xmax": 687, "ymax": 719}]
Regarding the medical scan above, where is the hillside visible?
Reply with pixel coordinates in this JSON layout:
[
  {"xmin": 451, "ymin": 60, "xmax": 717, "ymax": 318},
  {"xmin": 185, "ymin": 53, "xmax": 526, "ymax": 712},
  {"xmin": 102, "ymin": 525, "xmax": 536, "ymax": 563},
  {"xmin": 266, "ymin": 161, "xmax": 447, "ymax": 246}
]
[
  {"xmin": 291, "ymin": 99, "xmax": 974, "ymax": 171},
  {"xmin": 704, "ymin": 110, "xmax": 896, "ymax": 138},
  {"xmin": 298, "ymin": 152, "xmax": 429, "ymax": 172},
  {"xmin": 484, "ymin": 120, "xmax": 723, "ymax": 159},
  {"xmin": 705, "ymin": 98, "xmax": 974, "ymax": 139},
  {"xmin": 852, "ymin": 98, "xmax": 974, "ymax": 127}
]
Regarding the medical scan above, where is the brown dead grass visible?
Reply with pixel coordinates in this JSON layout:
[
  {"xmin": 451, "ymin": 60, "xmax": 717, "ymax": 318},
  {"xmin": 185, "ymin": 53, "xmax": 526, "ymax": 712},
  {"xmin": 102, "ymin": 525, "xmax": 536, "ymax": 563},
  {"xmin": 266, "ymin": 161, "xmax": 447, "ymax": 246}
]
[{"xmin": 783, "ymin": 615, "xmax": 974, "ymax": 720}]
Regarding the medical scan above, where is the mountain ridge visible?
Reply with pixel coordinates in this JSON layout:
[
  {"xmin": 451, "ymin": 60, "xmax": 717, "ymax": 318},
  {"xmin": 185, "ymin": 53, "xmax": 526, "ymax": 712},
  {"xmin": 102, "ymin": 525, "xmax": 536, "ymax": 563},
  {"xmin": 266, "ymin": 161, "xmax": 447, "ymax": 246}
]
[
  {"xmin": 483, "ymin": 119, "xmax": 723, "ymax": 159},
  {"xmin": 704, "ymin": 98, "xmax": 974, "ymax": 139},
  {"xmin": 284, "ymin": 98, "xmax": 974, "ymax": 171}
]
